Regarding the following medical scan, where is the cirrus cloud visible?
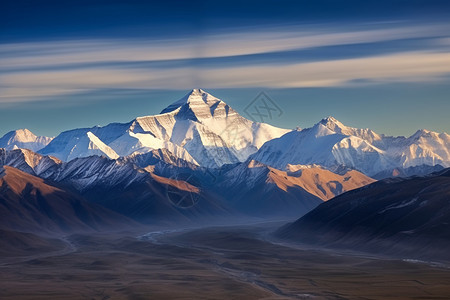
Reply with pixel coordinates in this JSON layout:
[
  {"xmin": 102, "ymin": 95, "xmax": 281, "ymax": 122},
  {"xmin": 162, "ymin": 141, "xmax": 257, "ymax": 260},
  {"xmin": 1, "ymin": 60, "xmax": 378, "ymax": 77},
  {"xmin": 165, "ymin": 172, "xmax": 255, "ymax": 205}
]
[{"xmin": 1, "ymin": 22, "xmax": 450, "ymax": 103}]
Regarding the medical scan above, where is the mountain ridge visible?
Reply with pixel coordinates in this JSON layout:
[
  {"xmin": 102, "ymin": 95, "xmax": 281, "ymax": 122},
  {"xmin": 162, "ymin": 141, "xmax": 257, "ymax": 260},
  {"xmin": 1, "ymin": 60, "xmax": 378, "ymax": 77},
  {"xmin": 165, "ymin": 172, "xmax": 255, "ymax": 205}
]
[
  {"xmin": 0, "ymin": 147, "xmax": 375, "ymax": 223},
  {"xmin": 251, "ymin": 115, "xmax": 449, "ymax": 176},
  {"xmin": 0, "ymin": 165, "xmax": 139, "ymax": 234},
  {"xmin": 1, "ymin": 89, "xmax": 448, "ymax": 178},
  {"xmin": 35, "ymin": 89, "xmax": 290, "ymax": 167}
]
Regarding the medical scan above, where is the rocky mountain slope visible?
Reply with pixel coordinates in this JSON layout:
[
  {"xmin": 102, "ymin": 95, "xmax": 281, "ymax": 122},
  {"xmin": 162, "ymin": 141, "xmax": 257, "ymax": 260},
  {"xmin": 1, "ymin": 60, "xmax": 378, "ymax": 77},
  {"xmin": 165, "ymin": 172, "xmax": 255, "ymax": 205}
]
[
  {"xmin": 215, "ymin": 160, "xmax": 374, "ymax": 218},
  {"xmin": 0, "ymin": 147, "xmax": 375, "ymax": 223},
  {"xmin": 0, "ymin": 166, "xmax": 138, "ymax": 234},
  {"xmin": 277, "ymin": 168, "xmax": 450, "ymax": 261}
]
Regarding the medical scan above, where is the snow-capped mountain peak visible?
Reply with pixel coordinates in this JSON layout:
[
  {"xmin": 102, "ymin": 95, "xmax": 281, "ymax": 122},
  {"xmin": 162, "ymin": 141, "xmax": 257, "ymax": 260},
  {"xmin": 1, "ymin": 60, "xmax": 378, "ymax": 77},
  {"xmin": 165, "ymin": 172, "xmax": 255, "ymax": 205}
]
[
  {"xmin": 317, "ymin": 116, "xmax": 382, "ymax": 144},
  {"xmin": 160, "ymin": 88, "xmax": 236, "ymax": 121},
  {"xmin": 126, "ymin": 89, "xmax": 290, "ymax": 167},
  {"xmin": 397, "ymin": 128, "xmax": 450, "ymax": 168},
  {"xmin": 319, "ymin": 116, "xmax": 342, "ymax": 127},
  {"xmin": 161, "ymin": 89, "xmax": 218, "ymax": 112},
  {"xmin": 5, "ymin": 129, "xmax": 36, "ymax": 142},
  {"xmin": 251, "ymin": 116, "xmax": 450, "ymax": 176},
  {"xmin": 36, "ymin": 89, "xmax": 290, "ymax": 167},
  {"xmin": 411, "ymin": 129, "xmax": 437, "ymax": 140},
  {"xmin": 311, "ymin": 122, "xmax": 337, "ymax": 137},
  {"xmin": 0, "ymin": 129, "xmax": 53, "ymax": 152},
  {"xmin": 318, "ymin": 116, "xmax": 349, "ymax": 134}
]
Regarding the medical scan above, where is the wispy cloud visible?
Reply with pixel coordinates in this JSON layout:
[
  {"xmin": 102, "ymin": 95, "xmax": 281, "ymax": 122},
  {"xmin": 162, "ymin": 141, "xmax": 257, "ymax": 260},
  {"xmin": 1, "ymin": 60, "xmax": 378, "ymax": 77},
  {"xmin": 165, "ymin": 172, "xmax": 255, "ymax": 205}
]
[
  {"xmin": 1, "ymin": 23, "xmax": 448, "ymax": 69},
  {"xmin": 198, "ymin": 51, "xmax": 450, "ymax": 88},
  {"xmin": 0, "ymin": 68, "xmax": 197, "ymax": 102},
  {"xmin": 1, "ymin": 22, "xmax": 450, "ymax": 102}
]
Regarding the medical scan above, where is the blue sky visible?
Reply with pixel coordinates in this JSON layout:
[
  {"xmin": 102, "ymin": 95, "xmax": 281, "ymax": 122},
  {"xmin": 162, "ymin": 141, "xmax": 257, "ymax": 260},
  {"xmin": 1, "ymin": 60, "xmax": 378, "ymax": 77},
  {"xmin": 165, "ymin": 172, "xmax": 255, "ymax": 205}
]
[{"xmin": 1, "ymin": 0, "xmax": 450, "ymax": 137}]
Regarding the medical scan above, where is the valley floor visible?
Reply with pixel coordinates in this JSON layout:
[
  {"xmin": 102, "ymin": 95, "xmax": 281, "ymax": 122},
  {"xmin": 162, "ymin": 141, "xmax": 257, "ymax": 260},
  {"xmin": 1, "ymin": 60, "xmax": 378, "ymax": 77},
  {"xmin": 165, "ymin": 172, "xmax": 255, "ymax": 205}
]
[{"xmin": 1, "ymin": 223, "xmax": 450, "ymax": 299}]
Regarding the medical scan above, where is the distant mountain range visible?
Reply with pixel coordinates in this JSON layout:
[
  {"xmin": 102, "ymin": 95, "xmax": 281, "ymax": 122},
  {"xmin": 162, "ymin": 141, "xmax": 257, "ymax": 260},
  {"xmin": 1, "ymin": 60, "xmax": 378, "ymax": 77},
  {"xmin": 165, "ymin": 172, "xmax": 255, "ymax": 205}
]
[
  {"xmin": 1, "ymin": 89, "xmax": 448, "ymax": 176},
  {"xmin": 0, "ymin": 89, "xmax": 449, "ymax": 236},
  {"xmin": 251, "ymin": 116, "xmax": 449, "ymax": 177},
  {"xmin": 0, "ymin": 128, "xmax": 52, "ymax": 152}
]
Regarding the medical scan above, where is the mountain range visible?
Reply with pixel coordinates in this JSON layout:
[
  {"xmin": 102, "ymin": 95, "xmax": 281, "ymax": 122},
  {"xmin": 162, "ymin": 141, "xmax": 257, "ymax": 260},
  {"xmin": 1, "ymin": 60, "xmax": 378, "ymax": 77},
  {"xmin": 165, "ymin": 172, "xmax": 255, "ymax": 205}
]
[
  {"xmin": 0, "ymin": 146, "xmax": 373, "ymax": 225},
  {"xmin": 0, "ymin": 89, "xmax": 449, "ymax": 237},
  {"xmin": 2, "ymin": 89, "xmax": 447, "ymax": 178},
  {"xmin": 251, "ymin": 116, "xmax": 449, "ymax": 177},
  {"xmin": 35, "ymin": 89, "xmax": 289, "ymax": 167}
]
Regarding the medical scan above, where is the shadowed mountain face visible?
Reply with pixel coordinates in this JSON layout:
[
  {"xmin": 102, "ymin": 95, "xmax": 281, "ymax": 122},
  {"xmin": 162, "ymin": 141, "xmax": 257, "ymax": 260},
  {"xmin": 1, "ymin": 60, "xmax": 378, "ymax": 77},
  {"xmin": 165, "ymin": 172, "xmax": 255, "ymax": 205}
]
[
  {"xmin": 0, "ymin": 148, "xmax": 375, "ymax": 224},
  {"xmin": 80, "ymin": 172, "xmax": 232, "ymax": 225},
  {"xmin": 0, "ymin": 149, "xmax": 235, "ymax": 224},
  {"xmin": 216, "ymin": 160, "xmax": 374, "ymax": 218},
  {"xmin": 277, "ymin": 168, "xmax": 450, "ymax": 261},
  {"xmin": 0, "ymin": 166, "xmax": 138, "ymax": 234},
  {"xmin": 371, "ymin": 164, "xmax": 445, "ymax": 180}
]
